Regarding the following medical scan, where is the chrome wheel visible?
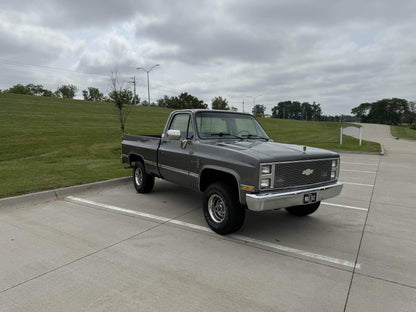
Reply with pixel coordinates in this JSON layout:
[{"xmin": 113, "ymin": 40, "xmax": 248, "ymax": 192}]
[
  {"xmin": 133, "ymin": 162, "xmax": 155, "ymax": 194},
  {"xmin": 208, "ymin": 194, "xmax": 227, "ymax": 223},
  {"xmin": 203, "ymin": 182, "xmax": 245, "ymax": 234},
  {"xmin": 134, "ymin": 167, "xmax": 143, "ymax": 187}
]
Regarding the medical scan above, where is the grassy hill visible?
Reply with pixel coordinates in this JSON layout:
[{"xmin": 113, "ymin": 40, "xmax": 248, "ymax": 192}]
[
  {"xmin": 0, "ymin": 93, "xmax": 380, "ymax": 198},
  {"xmin": 390, "ymin": 125, "xmax": 416, "ymax": 140}
]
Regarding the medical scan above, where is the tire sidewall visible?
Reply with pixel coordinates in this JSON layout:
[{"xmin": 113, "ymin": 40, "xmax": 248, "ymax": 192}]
[
  {"xmin": 203, "ymin": 182, "xmax": 245, "ymax": 234},
  {"xmin": 133, "ymin": 161, "xmax": 154, "ymax": 193}
]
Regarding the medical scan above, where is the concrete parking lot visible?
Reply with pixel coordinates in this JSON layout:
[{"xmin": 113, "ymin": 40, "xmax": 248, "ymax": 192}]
[{"xmin": 1, "ymin": 124, "xmax": 415, "ymax": 311}]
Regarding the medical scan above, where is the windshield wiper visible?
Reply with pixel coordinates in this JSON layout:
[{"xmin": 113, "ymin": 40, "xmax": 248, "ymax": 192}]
[
  {"xmin": 210, "ymin": 132, "xmax": 243, "ymax": 139},
  {"xmin": 240, "ymin": 134, "xmax": 269, "ymax": 140}
]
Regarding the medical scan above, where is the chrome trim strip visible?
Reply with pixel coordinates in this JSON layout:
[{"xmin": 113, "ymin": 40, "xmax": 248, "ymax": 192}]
[
  {"xmin": 159, "ymin": 163, "xmax": 188, "ymax": 175},
  {"xmin": 158, "ymin": 163, "xmax": 199, "ymax": 179},
  {"xmin": 246, "ymin": 182, "xmax": 343, "ymax": 212},
  {"xmin": 189, "ymin": 172, "xmax": 199, "ymax": 178}
]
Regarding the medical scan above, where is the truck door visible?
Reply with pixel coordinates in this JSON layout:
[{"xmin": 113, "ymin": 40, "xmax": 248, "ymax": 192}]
[{"xmin": 158, "ymin": 113, "xmax": 195, "ymax": 188}]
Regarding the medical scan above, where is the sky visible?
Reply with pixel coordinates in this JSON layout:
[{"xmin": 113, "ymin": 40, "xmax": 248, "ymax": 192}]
[{"xmin": 1, "ymin": 0, "xmax": 415, "ymax": 116}]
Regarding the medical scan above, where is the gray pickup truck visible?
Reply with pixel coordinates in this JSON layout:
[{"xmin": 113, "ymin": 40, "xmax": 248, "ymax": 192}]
[{"xmin": 121, "ymin": 109, "xmax": 342, "ymax": 234}]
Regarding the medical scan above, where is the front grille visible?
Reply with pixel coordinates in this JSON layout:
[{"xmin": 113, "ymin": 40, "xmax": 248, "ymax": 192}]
[{"xmin": 274, "ymin": 159, "xmax": 333, "ymax": 189}]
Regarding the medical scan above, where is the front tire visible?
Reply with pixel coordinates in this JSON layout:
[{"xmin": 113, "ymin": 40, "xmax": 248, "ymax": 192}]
[
  {"xmin": 203, "ymin": 182, "xmax": 245, "ymax": 235},
  {"xmin": 133, "ymin": 161, "xmax": 155, "ymax": 193},
  {"xmin": 285, "ymin": 201, "xmax": 321, "ymax": 216}
]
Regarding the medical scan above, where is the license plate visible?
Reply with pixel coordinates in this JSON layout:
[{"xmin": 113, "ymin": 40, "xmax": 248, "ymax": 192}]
[{"xmin": 303, "ymin": 192, "xmax": 317, "ymax": 204}]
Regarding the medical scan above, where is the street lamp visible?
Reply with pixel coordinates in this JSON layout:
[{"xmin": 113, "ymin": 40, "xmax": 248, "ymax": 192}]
[
  {"xmin": 137, "ymin": 64, "xmax": 160, "ymax": 105},
  {"xmin": 247, "ymin": 94, "xmax": 262, "ymax": 113}
]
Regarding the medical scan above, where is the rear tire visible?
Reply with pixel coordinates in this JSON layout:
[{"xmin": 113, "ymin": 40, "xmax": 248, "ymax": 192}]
[
  {"xmin": 133, "ymin": 161, "xmax": 155, "ymax": 193},
  {"xmin": 285, "ymin": 201, "xmax": 320, "ymax": 216},
  {"xmin": 203, "ymin": 182, "xmax": 245, "ymax": 235}
]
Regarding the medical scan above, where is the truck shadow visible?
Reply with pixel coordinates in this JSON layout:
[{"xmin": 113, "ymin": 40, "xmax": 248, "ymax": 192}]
[{"xmin": 149, "ymin": 180, "xmax": 342, "ymax": 243}]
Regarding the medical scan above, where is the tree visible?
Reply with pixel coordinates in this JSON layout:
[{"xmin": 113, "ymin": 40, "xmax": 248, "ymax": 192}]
[
  {"xmin": 252, "ymin": 104, "xmax": 266, "ymax": 117},
  {"xmin": 405, "ymin": 101, "xmax": 416, "ymax": 125},
  {"xmin": 211, "ymin": 96, "xmax": 229, "ymax": 110},
  {"xmin": 176, "ymin": 92, "xmax": 207, "ymax": 109},
  {"xmin": 311, "ymin": 102, "xmax": 322, "ymax": 121},
  {"xmin": 6, "ymin": 84, "xmax": 53, "ymax": 96},
  {"xmin": 272, "ymin": 101, "xmax": 300, "ymax": 119},
  {"xmin": 351, "ymin": 98, "xmax": 409, "ymax": 125},
  {"xmin": 109, "ymin": 70, "xmax": 133, "ymax": 134},
  {"xmin": 300, "ymin": 102, "xmax": 313, "ymax": 120},
  {"xmin": 351, "ymin": 103, "xmax": 372, "ymax": 122},
  {"xmin": 157, "ymin": 95, "xmax": 171, "ymax": 108},
  {"xmin": 82, "ymin": 87, "xmax": 105, "ymax": 101},
  {"xmin": 55, "ymin": 84, "xmax": 77, "ymax": 99},
  {"xmin": 271, "ymin": 105, "xmax": 279, "ymax": 118},
  {"xmin": 7, "ymin": 84, "xmax": 32, "ymax": 95},
  {"xmin": 157, "ymin": 93, "xmax": 208, "ymax": 109},
  {"xmin": 40, "ymin": 89, "xmax": 54, "ymax": 97}
]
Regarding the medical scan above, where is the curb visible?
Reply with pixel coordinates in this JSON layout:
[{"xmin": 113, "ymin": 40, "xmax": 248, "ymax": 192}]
[
  {"xmin": 335, "ymin": 149, "xmax": 384, "ymax": 156},
  {"xmin": 0, "ymin": 177, "xmax": 131, "ymax": 208}
]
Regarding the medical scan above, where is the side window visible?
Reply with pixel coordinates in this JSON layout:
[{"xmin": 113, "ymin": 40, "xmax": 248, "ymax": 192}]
[{"xmin": 169, "ymin": 114, "xmax": 193, "ymax": 139}]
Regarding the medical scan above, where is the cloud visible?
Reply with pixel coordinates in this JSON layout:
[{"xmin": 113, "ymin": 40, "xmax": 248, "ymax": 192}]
[{"xmin": 1, "ymin": 0, "xmax": 416, "ymax": 115}]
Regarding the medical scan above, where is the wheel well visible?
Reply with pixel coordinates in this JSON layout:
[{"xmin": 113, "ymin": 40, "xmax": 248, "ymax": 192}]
[
  {"xmin": 129, "ymin": 154, "xmax": 144, "ymax": 166},
  {"xmin": 200, "ymin": 169, "xmax": 238, "ymax": 193}
]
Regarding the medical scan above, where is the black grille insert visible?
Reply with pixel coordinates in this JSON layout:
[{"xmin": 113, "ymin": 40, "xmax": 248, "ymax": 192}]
[{"xmin": 274, "ymin": 159, "xmax": 333, "ymax": 189}]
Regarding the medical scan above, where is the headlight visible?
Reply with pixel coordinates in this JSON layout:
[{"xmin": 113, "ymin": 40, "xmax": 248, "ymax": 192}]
[
  {"xmin": 261, "ymin": 165, "xmax": 272, "ymax": 175},
  {"xmin": 261, "ymin": 178, "xmax": 271, "ymax": 188},
  {"xmin": 331, "ymin": 159, "xmax": 339, "ymax": 180},
  {"xmin": 259, "ymin": 163, "xmax": 273, "ymax": 189}
]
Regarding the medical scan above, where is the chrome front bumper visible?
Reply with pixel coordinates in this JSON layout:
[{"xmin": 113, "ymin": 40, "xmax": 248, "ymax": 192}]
[{"xmin": 245, "ymin": 182, "xmax": 343, "ymax": 212}]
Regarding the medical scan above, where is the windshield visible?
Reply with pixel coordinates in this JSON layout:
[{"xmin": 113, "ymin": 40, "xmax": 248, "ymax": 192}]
[{"xmin": 196, "ymin": 111, "xmax": 269, "ymax": 140}]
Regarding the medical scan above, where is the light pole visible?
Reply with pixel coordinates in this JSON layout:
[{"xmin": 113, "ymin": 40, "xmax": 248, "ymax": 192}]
[
  {"xmin": 137, "ymin": 64, "xmax": 160, "ymax": 105},
  {"xmin": 247, "ymin": 94, "xmax": 262, "ymax": 113}
]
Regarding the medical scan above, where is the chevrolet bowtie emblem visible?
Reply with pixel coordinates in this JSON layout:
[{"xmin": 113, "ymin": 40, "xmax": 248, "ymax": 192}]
[{"xmin": 302, "ymin": 169, "xmax": 314, "ymax": 176}]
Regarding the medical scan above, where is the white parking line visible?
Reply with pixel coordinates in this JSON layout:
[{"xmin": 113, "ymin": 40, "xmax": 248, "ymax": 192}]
[
  {"xmin": 341, "ymin": 169, "xmax": 376, "ymax": 174},
  {"xmin": 229, "ymin": 234, "xmax": 360, "ymax": 270},
  {"xmin": 66, "ymin": 196, "xmax": 360, "ymax": 270},
  {"xmin": 66, "ymin": 196, "xmax": 172, "ymax": 223},
  {"xmin": 341, "ymin": 155, "xmax": 379, "ymax": 161},
  {"xmin": 342, "ymin": 162, "xmax": 378, "ymax": 166},
  {"xmin": 341, "ymin": 156, "xmax": 380, "ymax": 162},
  {"xmin": 322, "ymin": 202, "xmax": 368, "ymax": 211},
  {"xmin": 342, "ymin": 182, "xmax": 374, "ymax": 187}
]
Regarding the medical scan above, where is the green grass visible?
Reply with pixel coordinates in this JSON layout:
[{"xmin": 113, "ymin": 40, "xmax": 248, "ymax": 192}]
[
  {"xmin": 390, "ymin": 125, "xmax": 416, "ymax": 141},
  {"xmin": 0, "ymin": 93, "xmax": 172, "ymax": 198},
  {"xmin": 0, "ymin": 94, "xmax": 380, "ymax": 199},
  {"xmin": 259, "ymin": 118, "xmax": 381, "ymax": 153}
]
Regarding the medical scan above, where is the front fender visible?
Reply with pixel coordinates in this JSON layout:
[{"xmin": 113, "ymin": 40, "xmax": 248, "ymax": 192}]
[{"xmin": 199, "ymin": 165, "xmax": 247, "ymax": 205}]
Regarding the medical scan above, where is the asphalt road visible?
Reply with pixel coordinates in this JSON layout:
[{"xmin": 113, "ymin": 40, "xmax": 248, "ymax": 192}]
[{"xmin": 1, "ymin": 123, "xmax": 415, "ymax": 311}]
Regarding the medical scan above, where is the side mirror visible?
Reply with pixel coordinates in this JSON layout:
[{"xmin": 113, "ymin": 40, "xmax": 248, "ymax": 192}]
[{"xmin": 167, "ymin": 129, "xmax": 181, "ymax": 140}]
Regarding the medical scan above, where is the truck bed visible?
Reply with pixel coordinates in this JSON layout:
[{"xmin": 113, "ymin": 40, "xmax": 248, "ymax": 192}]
[{"xmin": 121, "ymin": 134, "xmax": 162, "ymax": 175}]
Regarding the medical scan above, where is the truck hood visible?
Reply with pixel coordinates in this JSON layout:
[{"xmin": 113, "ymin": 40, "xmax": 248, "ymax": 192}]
[{"xmin": 210, "ymin": 140, "xmax": 339, "ymax": 162}]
